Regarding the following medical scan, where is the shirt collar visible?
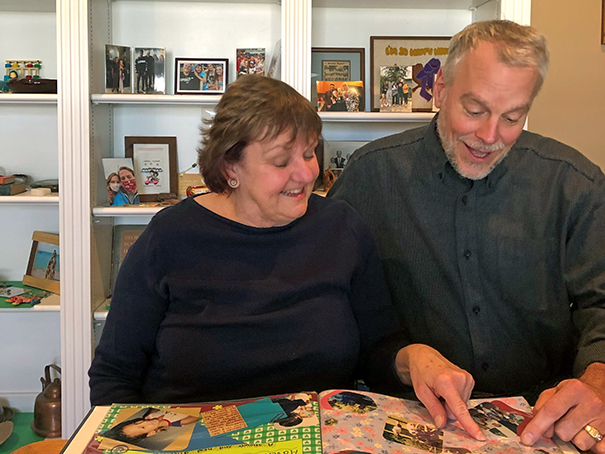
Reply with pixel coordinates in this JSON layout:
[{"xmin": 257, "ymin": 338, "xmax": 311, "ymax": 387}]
[{"xmin": 423, "ymin": 113, "xmax": 511, "ymax": 191}]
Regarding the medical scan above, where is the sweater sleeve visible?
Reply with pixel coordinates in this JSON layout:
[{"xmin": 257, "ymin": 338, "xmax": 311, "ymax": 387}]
[
  {"xmin": 89, "ymin": 220, "xmax": 169, "ymax": 405},
  {"xmin": 346, "ymin": 211, "xmax": 411, "ymax": 394}
]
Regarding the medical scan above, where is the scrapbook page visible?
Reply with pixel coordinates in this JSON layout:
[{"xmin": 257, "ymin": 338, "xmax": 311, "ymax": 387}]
[
  {"xmin": 83, "ymin": 393, "xmax": 321, "ymax": 454},
  {"xmin": 318, "ymin": 390, "xmax": 578, "ymax": 454}
]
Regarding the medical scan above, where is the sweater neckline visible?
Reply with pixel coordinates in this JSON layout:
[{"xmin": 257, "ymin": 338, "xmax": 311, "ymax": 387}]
[{"xmin": 186, "ymin": 194, "xmax": 314, "ymax": 234}]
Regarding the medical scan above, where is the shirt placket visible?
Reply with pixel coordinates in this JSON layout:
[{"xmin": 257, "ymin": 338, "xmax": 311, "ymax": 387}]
[{"xmin": 455, "ymin": 186, "xmax": 493, "ymax": 377}]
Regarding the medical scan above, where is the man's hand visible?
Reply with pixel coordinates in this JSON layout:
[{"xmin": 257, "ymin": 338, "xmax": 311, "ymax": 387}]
[
  {"xmin": 396, "ymin": 344, "xmax": 485, "ymax": 441},
  {"xmin": 520, "ymin": 362, "xmax": 605, "ymax": 453}
]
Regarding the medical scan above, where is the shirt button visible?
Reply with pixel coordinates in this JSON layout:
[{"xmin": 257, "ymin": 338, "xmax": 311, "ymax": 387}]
[
  {"xmin": 482, "ymin": 362, "xmax": 489, "ymax": 371},
  {"xmin": 461, "ymin": 195, "xmax": 468, "ymax": 205},
  {"xmin": 472, "ymin": 305, "xmax": 481, "ymax": 314},
  {"xmin": 464, "ymin": 249, "xmax": 471, "ymax": 259}
]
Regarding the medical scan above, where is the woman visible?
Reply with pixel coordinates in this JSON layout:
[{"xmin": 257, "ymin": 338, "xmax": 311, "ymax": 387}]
[
  {"xmin": 112, "ymin": 166, "xmax": 140, "ymax": 206},
  {"xmin": 106, "ymin": 172, "xmax": 120, "ymax": 205},
  {"xmin": 89, "ymin": 75, "xmax": 408, "ymax": 405}
]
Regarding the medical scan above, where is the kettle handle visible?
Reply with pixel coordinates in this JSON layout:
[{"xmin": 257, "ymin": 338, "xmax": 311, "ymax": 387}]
[{"xmin": 42, "ymin": 364, "xmax": 61, "ymax": 388}]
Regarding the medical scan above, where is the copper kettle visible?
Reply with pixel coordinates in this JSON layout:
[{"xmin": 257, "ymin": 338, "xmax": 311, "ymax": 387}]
[{"xmin": 31, "ymin": 364, "xmax": 61, "ymax": 438}]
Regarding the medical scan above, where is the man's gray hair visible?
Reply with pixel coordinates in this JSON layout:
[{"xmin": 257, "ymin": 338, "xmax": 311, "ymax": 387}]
[{"xmin": 442, "ymin": 20, "xmax": 549, "ymax": 97}]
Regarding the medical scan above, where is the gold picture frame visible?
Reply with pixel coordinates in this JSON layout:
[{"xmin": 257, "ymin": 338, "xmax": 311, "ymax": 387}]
[
  {"xmin": 23, "ymin": 231, "xmax": 60, "ymax": 294},
  {"xmin": 370, "ymin": 36, "xmax": 451, "ymax": 112}
]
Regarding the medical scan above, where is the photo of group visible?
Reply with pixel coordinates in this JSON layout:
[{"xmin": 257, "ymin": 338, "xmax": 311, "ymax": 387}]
[
  {"xmin": 105, "ymin": 44, "xmax": 132, "ymax": 94},
  {"xmin": 383, "ymin": 417, "xmax": 444, "ymax": 454},
  {"xmin": 315, "ymin": 81, "xmax": 363, "ymax": 112},
  {"xmin": 102, "ymin": 158, "xmax": 140, "ymax": 207},
  {"xmin": 322, "ymin": 140, "xmax": 366, "ymax": 191},
  {"xmin": 236, "ymin": 48, "xmax": 265, "ymax": 77},
  {"xmin": 174, "ymin": 58, "xmax": 228, "ymax": 94},
  {"xmin": 380, "ymin": 65, "xmax": 413, "ymax": 112},
  {"xmin": 133, "ymin": 47, "xmax": 166, "ymax": 94},
  {"xmin": 469, "ymin": 401, "xmax": 531, "ymax": 438}
]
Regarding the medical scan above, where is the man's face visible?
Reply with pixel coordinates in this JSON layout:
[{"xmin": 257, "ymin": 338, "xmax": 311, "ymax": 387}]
[{"xmin": 433, "ymin": 42, "xmax": 539, "ymax": 180}]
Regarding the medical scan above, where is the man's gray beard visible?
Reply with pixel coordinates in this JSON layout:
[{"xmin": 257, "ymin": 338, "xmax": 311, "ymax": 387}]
[{"xmin": 437, "ymin": 115, "xmax": 510, "ymax": 181}]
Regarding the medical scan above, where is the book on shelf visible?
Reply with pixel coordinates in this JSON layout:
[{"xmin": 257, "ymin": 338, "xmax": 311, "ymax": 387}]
[
  {"xmin": 66, "ymin": 390, "xmax": 578, "ymax": 454},
  {"xmin": 0, "ymin": 175, "xmax": 16, "ymax": 185},
  {"xmin": 0, "ymin": 182, "xmax": 26, "ymax": 195}
]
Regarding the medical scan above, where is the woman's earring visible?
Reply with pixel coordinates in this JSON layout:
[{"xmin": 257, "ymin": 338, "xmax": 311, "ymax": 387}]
[{"xmin": 229, "ymin": 179, "xmax": 239, "ymax": 188}]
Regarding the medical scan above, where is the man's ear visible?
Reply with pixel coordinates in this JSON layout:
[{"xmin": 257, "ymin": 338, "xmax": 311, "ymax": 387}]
[{"xmin": 433, "ymin": 68, "xmax": 446, "ymax": 109}]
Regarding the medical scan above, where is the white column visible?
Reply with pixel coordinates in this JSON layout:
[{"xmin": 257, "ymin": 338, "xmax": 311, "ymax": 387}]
[
  {"xmin": 500, "ymin": 0, "xmax": 532, "ymax": 25},
  {"xmin": 281, "ymin": 0, "xmax": 312, "ymax": 99},
  {"xmin": 57, "ymin": 0, "xmax": 93, "ymax": 437}
]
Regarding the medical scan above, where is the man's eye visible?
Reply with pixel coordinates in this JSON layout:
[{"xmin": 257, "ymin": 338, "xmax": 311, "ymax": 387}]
[
  {"xmin": 504, "ymin": 117, "xmax": 520, "ymax": 124},
  {"xmin": 274, "ymin": 162, "xmax": 288, "ymax": 168},
  {"xmin": 466, "ymin": 110, "xmax": 482, "ymax": 117}
]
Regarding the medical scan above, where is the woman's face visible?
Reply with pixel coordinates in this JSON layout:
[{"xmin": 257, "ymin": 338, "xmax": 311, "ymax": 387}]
[
  {"xmin": 108, "ymin": 175, "xmax": 120, "ymax": 192},
  {"xmin": 228, "ymin": 132, "xmax": 319, "ymax": 228},
  {"xmin": 216, "ymin": 66, "xmax": 223, "ymax": 76}
]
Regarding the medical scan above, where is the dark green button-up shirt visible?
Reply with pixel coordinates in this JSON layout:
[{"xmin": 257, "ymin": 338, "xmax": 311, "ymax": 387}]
[{"xmin": 329, "ymin": 116, "xmax": 605, "ymax": 399}]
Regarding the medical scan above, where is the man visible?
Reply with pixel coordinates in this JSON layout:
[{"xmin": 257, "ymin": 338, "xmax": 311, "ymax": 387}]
[
  {"xmin": 135, "ymin": 50, "xmax": 147, "ymax": 93},
  {"xmin": 145, "ymin": 50, "xmax": 154, "ymax": 92},
  {"xmin": 329, "ymin": 20, "xmax": 605, "ymax": 453},
  {"xmin": 179, "ymin": 63, "xmax": 199, "ymax": 91}
]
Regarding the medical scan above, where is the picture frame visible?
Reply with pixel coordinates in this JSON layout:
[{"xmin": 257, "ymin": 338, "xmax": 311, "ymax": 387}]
[
  {"xmin": 322, "ymin": 140, "xmax": 368, "ymax": 192},
  {"xmin": 102, "ymin": 157, "xmax": 139, "ymax": 206},
  {"xmin": 133, "ymin": 47, "xmax": 166, "ymax": 94},
  {"xmin": 370, "ymin": 36, "xmax": 451, "ymax": 112},
  {"xmin": 236, "ymin": 48, "xmax": 266, "ymax": 78},
  {"xmin": 311, "ymin": 47, "xmax": 365, "ymax": 110},
  {"xmin": 124, "ymin": 136, "xmax": 178, "ymax": 202},
  {"xmin": 104, "ymin": 44, "xmax": 132, "ymax": 94},
  {"xmin": 111, "ymin": 225, "xmax": 147, "ymax": 293},
  {"xmin": 316, "ymin": 81, "xmax": 364, "ymax": 112},
  {"xmin": 23, "ymin": 231, "xmax": 60, "ymax": 294},
  {"xmin": 174, "ymin": 58, "xmax": 228, "ymax": 94}
]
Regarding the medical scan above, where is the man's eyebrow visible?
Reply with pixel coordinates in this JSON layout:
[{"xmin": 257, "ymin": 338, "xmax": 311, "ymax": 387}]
[{"xmin": 460, "ymin": 93, "xmax": 531, "ymax": 115}]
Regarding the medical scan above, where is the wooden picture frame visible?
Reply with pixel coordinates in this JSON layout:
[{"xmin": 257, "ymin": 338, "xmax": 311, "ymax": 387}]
[
  {"xmin": 23, "ymin": 231, "xmax": 60, "ymax": 294},
  {"xmin": 125, "ymin": 136, "xmax": 178, "ymax": 202},
  {"xmin": 174, "ymin": 57, "xmax": 228, "ymax": 94},
  {"xmin": 311, "ymin": 47, "xmax": 365, "ymax": 110},
  {"xmin": 111, "ymin": 225, "xmax": 147, "ymax": 293},
  {"xmin": 370, "ymin": 36, "xmax": 451, "ymax": 112}
]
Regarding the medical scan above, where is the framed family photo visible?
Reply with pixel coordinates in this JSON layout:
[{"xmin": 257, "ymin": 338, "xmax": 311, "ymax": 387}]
[
  {"xmin": 316, "ymin": 81, "xmax": 364, "ymax": 112},
  {"xmin": 311, "ymin": 47, "xmax": 365, "ymax": 110},
  {"xmin": 23, "ymin": 231, "xmax": 60, "ymax": 294},
  {"xmin": 133, "ymin": 47, "xmax": 166, "ymax": 94},
  {"xmin": 236, "ymin": 48, "xmax": 266, "ymax": 77},
  {"xmin": 174, "ymin": 58, "xmax": 228, "ymax": 94},
  {"xmin": 105, "ymin": 44, "xmax": 132, "ymax": 94},
  {"xmin": 124, "ymin": 136, "xmax": 178, "ymax": 202},
  {"xmin": 370, "ymin": 36, "xmax": 450, "ymax": 112}
]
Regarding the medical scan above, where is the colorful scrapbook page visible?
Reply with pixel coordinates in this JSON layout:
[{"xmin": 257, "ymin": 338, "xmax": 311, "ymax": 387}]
[
  {"xmin": 85, "ymin": 393, "xmax": 321, "ymax": 454},
  {"xmin": 319, "ymin": 390, "xmax": 578, "ymax": 454}
]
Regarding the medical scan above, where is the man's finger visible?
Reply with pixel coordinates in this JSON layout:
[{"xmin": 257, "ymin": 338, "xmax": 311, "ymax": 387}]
[
  {"xmin": 438, "ymin": 385, "xmax": 486, "ymax": 441},
  {"xmin": 415, "ymin": 384, "xmax": 448, "ymax": 429},
  {"xmin": 521, "ymin": 386, "xmax": 581, "ymax": 445}
]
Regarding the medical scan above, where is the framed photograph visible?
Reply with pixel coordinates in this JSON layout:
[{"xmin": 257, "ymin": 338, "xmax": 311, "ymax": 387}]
[
  {"xmin": 370, "ymin": 36, "xmax": 451, "ymax": 112},
  {"xmin": 316, "ymin": 81, "xmax": 364, "ymax": 112},
  {"xmin": 174, "ymin": 58, "xmax": 228, "ymax": 94},
  {"xmin": 102, "ymin": 157, "xmax": 139, "ymax": 206},
  {"xmin": 125, "ymin": 136, "xmax": 178, "ymax": 202},
  {"xmin": 311, "ymin": 48, "xmax": 365, "ymax": 110},
  {"xmin": 23, "ymin": 231, "xmax": 60, "ymax": 294},
  {"xmin": 236, "ymin": 48, "xmax": 266, "ymax": 78},
  {"xmin": 111, "ymin": 225, "xmax": 147, "ymax": 293},
  {"xmin": 379, "ymin": 65, "xmax": 413, "ymax": 113},
  {"xmin": 105, "ymin": 44, "xmax": 132, "ymax": 94},
  {"xmin": 133, "ymin": 47, "xmax": 166, "ymax": 94},
  {"xmin": 322, "ymin": 140, "xmax": 368, "ymax": 191},
  {"xmin": 321, "ymin": 60, "xmax": 351, "ymax": 81}
]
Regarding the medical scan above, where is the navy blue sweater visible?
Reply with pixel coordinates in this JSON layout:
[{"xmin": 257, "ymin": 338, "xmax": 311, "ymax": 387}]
[{"xmin": 89, "ymin": 195, "xmax": 408, "ymax": 405}]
